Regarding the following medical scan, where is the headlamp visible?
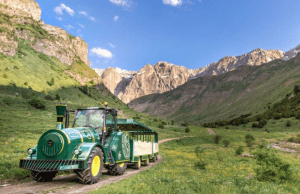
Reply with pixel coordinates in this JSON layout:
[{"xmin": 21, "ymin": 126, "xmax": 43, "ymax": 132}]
[{"xmin": 74, "ymin": 149, "xmax": 82, "ymax": 155}]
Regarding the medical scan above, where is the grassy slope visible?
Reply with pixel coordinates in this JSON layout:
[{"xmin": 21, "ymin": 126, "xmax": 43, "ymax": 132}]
[
  {"xmin": 0, "ymin": 41, "xmax": 183, "ymax": 182},
  {"xmin": 91, "ymin": 127, "xmax": 300, "ymax": 194},
  {"xmin": 130, "ymin": 58, "xmax": 300, "ymax": 125}
]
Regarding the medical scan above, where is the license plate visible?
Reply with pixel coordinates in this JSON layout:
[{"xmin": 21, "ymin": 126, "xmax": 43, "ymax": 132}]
[{"xmin": 59, "ymin": 165, "xmax": 79, "ymax": 170}]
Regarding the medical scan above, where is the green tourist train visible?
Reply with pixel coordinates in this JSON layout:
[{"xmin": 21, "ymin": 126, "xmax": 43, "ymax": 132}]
[{"xmin": 19, "ymin": 103, "xmax": 159, "ymax": 184}]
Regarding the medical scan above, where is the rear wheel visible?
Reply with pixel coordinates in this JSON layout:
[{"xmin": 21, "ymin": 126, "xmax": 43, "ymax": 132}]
[
  {"xmin": 134, "ymin": 157, "xmax": 141, "ymax": 169},
  {"xmin": 107, "ymin": 162, "xmax": 127, "ymax": 175},
  {"xmin": 150, "ymin": 156, "xmax": 157, "ymax": 162},
  {"xmin": 31, "ymin": 171, "xmax": 57, "ymax": 182},
  {"xmin": 75, "ymin": 147, "xmax": 103, "ymax": 184},
  {"xmin": 143, "ymin": 157, "xmax": 149, "ymax": 166}
]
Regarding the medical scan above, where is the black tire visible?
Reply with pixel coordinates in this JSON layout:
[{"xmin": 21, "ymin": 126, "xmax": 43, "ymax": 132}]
[
  {"xmin": 134, "ymin": 157, "xmax": 141, "ymax": 169},
  {"xmin": 150, "ymin": 156, "xmax": 157, "ymax": 162},
  {"xmin": 31, "ymin": 171, "xmax": 57, "ymax": 182},
  {"xmin": 75, "ymin": 147, "xmax": 104, "ymax": 184},
  {"xmin": 107, "ymin": 162, "xmax": 127, "ymax": 175},
  {"xmin": 143, "ymin": 157, "xmax": 149, "ymax": 166}
]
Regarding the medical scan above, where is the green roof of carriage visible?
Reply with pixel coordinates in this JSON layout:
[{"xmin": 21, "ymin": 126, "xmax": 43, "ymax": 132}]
[{"xmin": 106, "ymin": 119, "xmax": 156, "ymax": 133}]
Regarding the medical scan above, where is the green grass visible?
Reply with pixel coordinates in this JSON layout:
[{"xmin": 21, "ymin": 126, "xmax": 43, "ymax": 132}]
[{"xmin": 90, "ymin": 128, "xmax": 300, "ymax": 194}]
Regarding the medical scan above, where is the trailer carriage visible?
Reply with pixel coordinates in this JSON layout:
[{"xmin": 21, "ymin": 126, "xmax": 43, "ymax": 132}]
[
  {"xmin": 107, "ymin": 119, "xmax": 159, "ymax": 169},
  {"xmin": 19, "ymin": 103, "xmax": 159, "ymax": 184}
]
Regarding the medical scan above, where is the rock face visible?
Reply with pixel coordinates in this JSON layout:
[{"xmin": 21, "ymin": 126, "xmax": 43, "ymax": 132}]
[
  {"xmin": 0, "ymin": 0, "xmax": 41, "ymax": 21},
  {"xmin": 0, "ymin": 0, "xmax": 90, "ymax": 66},
  {"xmin": 96, "ymin": 62, "xmax": 191, "ymax": 103},
  {"xmin": 191, "ymin": 49, "xmax": 284, "ymax": 79},
  {"xmin": 283, "ymin": 45, "xmax": 300, "ymax": 61}
]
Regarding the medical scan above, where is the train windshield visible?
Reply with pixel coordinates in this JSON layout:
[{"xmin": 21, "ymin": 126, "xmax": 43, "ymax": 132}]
[{"xmin": 73, "ymin": 109, "xmax": 104, "ymax": 129}]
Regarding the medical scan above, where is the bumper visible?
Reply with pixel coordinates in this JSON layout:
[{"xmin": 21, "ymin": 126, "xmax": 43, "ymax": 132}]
[{"xmin": 19, "ymin": 159, "xmax": 84, "ymax": 172}]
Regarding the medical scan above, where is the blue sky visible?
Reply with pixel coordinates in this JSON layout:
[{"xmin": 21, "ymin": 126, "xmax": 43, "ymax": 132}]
[{"xmin": 36, "ymin": 0, "xmax": 300, "ymax": 71}]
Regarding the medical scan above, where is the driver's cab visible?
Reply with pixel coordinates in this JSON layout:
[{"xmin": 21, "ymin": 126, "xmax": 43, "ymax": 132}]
[{"xmin": 72, "ymin": 107, "xmax": 118, "ymax": 142}]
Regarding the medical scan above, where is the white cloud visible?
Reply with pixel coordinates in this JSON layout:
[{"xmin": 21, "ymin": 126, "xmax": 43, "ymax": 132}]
[
  {"xmin": 79, "ymin": 11, "xmax": 88, "ymax": 16},
  {"xmin": 91, "ymin": 47, "xmax": 113, "ymax": 59},
  {"xmin": 65, "ymin": 25, "xmax": 74, "ymax": 30},
  {"xmin": 109, "ymin": 0, "xmax": 128, "ymax": 6},
  {"xmin": 77, "ymin": 23, "xmax": 85, "ymax": 28},
  {"xmin": 108, "ymin": 43, "xmax": 115, "ymax": 48},
  {"xmin": 109, "ymin": 0, "xmax": 133, "ymax": 9},
  {"xmin": 79, "ymin": 11, "xmax": 96, "ymax": 21},
  {"xmin": 56, "ymin": 17, "xmax": 63, "ymax": 21},
  {"xmin": 163, "ymin": 0, "xmax": 182, "ymax": 6},
  {"xmin": 54, "ymin": 4, "xmax": 75, "ymax": 16},
  {"xmin": 114, "ymin": 16, "xmax": 119, "ymax": 21}
]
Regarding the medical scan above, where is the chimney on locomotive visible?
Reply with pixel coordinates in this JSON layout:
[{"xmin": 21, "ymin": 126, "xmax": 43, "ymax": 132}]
[{"xmin": 56, "ymin": 103, "xmax": 67, "ymax": 130}]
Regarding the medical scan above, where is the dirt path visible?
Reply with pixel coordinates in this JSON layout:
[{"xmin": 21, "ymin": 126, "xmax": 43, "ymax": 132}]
[
  {"xmin": 0, "ymin": 136, "xmax": 189, "ymax": 194},
  {"xmin": 206, "ymin": 128, "xmax": 216, "ymax": 135},
  {"xmin": 271, "ymin": 142, "xmax": 297, "ymax": 153}
]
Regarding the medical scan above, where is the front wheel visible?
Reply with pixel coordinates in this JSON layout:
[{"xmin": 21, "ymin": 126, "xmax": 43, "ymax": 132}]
[
  {"xmin": 31, "ymin": 171, "xmax": 57, "ymax": 182},
  {"xmin": 75, "ymin": 147, "xmax": 104, "ymax": 184}
]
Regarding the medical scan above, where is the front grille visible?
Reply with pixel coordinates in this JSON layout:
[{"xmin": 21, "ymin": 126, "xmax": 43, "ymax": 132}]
[{"xmin": 19, "ymin": 159, "xmax": 84, "ymax": 172}]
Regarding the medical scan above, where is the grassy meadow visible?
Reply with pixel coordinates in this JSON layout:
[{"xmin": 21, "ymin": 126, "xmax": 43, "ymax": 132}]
[{"xmin": 91, "ymin": 127, "xmax": 300, "ymax": 194}]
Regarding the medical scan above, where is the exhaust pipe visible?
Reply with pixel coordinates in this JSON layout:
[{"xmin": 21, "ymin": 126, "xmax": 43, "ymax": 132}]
[{"xmin": 56, "ymin": 103, "xmax": 67, "ymax": 130}]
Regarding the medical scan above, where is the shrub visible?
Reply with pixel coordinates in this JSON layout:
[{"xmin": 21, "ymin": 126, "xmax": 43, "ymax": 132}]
[
  {"xmin": 223, "ymin": 140, "xmax": 230, "ymax": 147},
  {"xmin": 252, "ymin": 123, "xmax": 258, "ymax": 128},
  {"xmin": 273, "ymin": 113, "xmax": 281, "ymax": 120},
  {"xmin": 185, "ymin": 127, "xmax": 190, "ymax": 133},
  {"xmin": 90, "ymin": 80, "xmax": 94, "ymax": 84},
  {"xmin": 158, "ymin": 123, "xmax": 164, "ymax": 129},
  {"xmin": 161, "ymin": 121, "xmax": 167, "ymax": 125},
  {"xmin": 194, "ymin": 146, "xmax": 206, "ymax": 169},
  {"xmin": 181, "ymin": 121, "xmax": 188, "ymax": 127},
  {"xmin": 47, "ymin": 77, "xmax": 54, "ymax": 86},
  {"xmin": 44, "ymin": 95, "xmax": 54, "ymax": 101},
  {"xmin": 235, "ymin": 146, "xmax": 244, "ymax": 155},
  {"xmin": 2, "ymin": 97, "xmax": 13, "ymax": 105},
  {"xmin": 294, "ymin": 84, "xmax": 299, "ymax": 95},
  {"xmin": 29, "ymin": 97, "xmax": 46, "ymax": 110},
  {"xmin": 24, "ymin": 82, "xmax": 28, "ymax": 86},
  {"xmin": 153, "ymin": 118, "xmax": 158, "ymax": 122},
  {"xmin": 79, "ymin": 85, "xmax": 89, "ymax": 95},
  {"xmin": 171, "ymin": 120, "xmax": 175, "ymax": 125},
  {"xmin": 55, "ymin": 94, "xmax": 60, "ymax": 101},
  {"xmin": 21, "ymin": 90, "xmax": 33, "ymax": 99},
  {"xmin": 287, "ymin": 137, "xmax": 294, "ymax": 142},
  {"xmin": 213, "ymin": 135, "xmax": 222, "ymax": 144},
  {"xmin": 286, "ymin": 120, "xmax": 291, "ymax": 127},
  {"xmin": 245, "ymin": 134, "xmax": 255, "ymax": 147},
  {"xmin": 253, "ymin": 148, "xmax": 292, "ymax": 182},
  {"xmin": 3, "ymin": 74, "xmax": 7, "ymax": 78}
]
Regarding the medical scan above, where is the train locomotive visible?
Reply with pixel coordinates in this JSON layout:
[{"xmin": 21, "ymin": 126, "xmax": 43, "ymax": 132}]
[{"xmin": 19, "ymin": 103, "xmax": 159, "ymax": 184}]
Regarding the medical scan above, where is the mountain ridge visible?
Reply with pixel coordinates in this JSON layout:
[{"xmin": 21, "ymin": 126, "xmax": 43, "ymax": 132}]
[
  {"xmin": 128, "ymin": 53, "xmax": 300, "ymax": 124},
  {"xmin": 95, "ymin": 46, "xmax": 299, "ymax": 103}
]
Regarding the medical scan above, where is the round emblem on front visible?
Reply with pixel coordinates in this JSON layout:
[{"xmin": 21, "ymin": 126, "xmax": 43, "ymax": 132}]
[{"xmin": 47, "ymin": 140, "xmax": 53, "ymax": 147}]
